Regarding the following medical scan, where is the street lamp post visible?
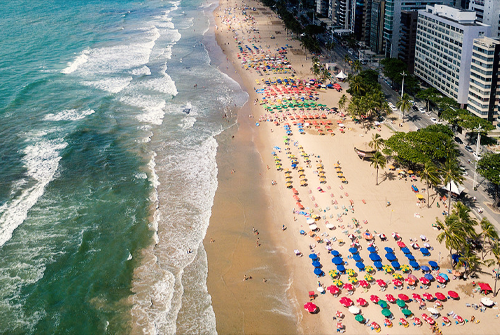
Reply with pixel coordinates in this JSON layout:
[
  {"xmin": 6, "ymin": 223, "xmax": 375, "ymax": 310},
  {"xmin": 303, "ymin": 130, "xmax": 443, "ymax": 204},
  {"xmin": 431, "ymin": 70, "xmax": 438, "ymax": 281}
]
[
  {"xmin": 473, "ymin": 125, "xmax": 483, "ymax": 190},
  {"xmin": 400, "ymin": 71, "xmax": 407, "ymax": 98}
]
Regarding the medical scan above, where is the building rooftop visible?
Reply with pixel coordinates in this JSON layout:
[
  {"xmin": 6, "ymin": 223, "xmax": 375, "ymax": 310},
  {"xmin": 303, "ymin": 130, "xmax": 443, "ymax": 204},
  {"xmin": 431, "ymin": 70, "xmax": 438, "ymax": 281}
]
[{"xmin": 424, "ymin": 5, "xmax": 483, "ymax": 25}]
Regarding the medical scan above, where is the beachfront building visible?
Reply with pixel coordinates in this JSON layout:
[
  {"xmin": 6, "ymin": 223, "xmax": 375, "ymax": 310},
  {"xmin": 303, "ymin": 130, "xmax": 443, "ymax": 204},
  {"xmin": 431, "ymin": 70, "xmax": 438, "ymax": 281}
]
[
  {"xmin": 469, "ymin": 0, "xmax": 500, "ymax": 38},
  {"xmin": 383, "ymin": 0, "xmax": 453, "ymax": 58},
  {"xmin": 414, "ymin": 5, "xmax": 491, "ymax": 105},
  {"xmin": 467, "ymin": 37, "xmax": 500, "ymax": 123},
  {"xmin": 398, "ymin": 10, "xmax": 419, "ymax": 73},
  {"xmin": 369, "ymin": 0, "xmax": 385, "ymax": 54},
  {"xmin": 330, "ymin": 0, "xmax": 356, "ymax": 31},
  {"xmin": 316, "ymin": 0, "xmax": 330, "ymax": 17}
]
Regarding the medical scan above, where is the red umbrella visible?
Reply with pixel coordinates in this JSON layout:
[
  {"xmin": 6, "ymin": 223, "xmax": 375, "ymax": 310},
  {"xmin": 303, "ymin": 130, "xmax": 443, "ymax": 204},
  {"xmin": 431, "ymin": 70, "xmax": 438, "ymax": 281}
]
[
  {"xmin": 370, "ymin": 295, "xmax": 380, "ymax": 303},
  {"xmin": 397, "ymin": 241, "xmax": 406, "ymax": 248},
  {"xmin": 357, "ymin": 297, "xmax": 368, "ymax": 306},
  {"xmin": 359, "ymin": 280, "xmax": 369, "ymax": 288},
  {"xmin": 399, "ymin": 318, "xmax": 408, "ymax": 325},
  {"xmin": 423, "ymin": 293, "xmax": 434, "ymax": 301},
  {"xmin": 393, "ymin": 279, "xmax": 403, "ymax": 286},
  {"xmin": 420, "ymin": 277, "xmax": 430, "ymax": 285},
  {"xmin": 376, "ymin": 279, "xmax": 387, "ymax": 287},
  {"xmin": 398, "ymin": 294, "xmax": 410, "ymax": 301},
  {"xmin": 436, "ymin": 276, "xmax": 446, "ymax": 284},
  {"xmin": 336, "ymin": 310, "xmax": 344, "ymax": 318},
  {"xmin": 339, "ymin": 297, "xmax": 353, "ymax": 307},
  {"xmin": 406, "ymin": 277, "xmax": 416, "ymax": 285},
  {"xmin": 413, "ymin": 317, "xmax": 422, "ymax": 325},
  {"xmin": 435, "ymin": 292, "xmax": 447, "ymax": 301},
  {"xmin": 304, "ymin": 302, "xmax": 317, "ymax": 313},
  {"xmin": 343, "ymin": 283, "xmax": 354, "ymax": 291},
  {"xmin": 327, "ymin": 285, "xmax": 340, "ymax": 295},
  {"xmin": 456, "ymin": 316, "xmax": 464, "ymax": 323},
  {"xmin": 448, "ymin": 290, "xmax": 459, "ymax": 299},
  {"xmin": 336, "ymin": 322, "xmax": 344, "ymax": 330},
  {"xmin": 442, "ymin": 316, "xmax": 450, "ymax": 324},
  {"xmin": 412, "ymin": 293, "xmax": 422, "ymax": 300},
  {"xmin": 308, "ymin": 291, "xmax": 315, "ymax": 298},
  {"xmin": 385, "ymin": 294, "xmax": 396, "ymax": 303}
]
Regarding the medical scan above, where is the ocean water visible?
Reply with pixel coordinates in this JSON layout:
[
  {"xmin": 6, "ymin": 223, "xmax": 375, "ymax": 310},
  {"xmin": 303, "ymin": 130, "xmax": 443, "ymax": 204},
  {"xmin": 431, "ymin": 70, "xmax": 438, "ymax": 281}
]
[{"xmin": 0, "ymin": 0, "xmax": 247, "ymax": 333}]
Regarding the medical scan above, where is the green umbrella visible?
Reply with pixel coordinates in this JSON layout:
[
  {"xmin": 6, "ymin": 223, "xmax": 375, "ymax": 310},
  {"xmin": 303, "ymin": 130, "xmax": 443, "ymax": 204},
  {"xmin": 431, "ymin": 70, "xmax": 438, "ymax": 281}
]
[
  {"xmin": 396, "ymin": 299, "xmax": 406, "ymax": 308},
  {"xmin": 355, "ymin": 314, "xmax": 364, "ymax": 322},
  {"xmin": 401, "ymin": 309, "xmax": 412, "ymax": 316},
  {"xmin": 378, "ymin": 300, "xmax": 388, "ymax": 309},
  {"xmin": 381, "ymin": 309, "xmax": 392, "ymax": 317}
]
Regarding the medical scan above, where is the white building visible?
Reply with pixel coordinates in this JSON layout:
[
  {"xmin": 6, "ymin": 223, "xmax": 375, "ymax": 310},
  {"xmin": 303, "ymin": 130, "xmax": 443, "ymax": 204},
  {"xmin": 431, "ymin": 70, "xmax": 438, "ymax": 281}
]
[
  {"xmin": 414, "ymin": 5, "xmax": 491, "ymax": 105},
  {"xmin": 467, "ymin": 37, "xmax": 500, "ymax": 123},
  {"xmin": 469, "ymin": 0, "xmax": 500, "ymax": 38}
]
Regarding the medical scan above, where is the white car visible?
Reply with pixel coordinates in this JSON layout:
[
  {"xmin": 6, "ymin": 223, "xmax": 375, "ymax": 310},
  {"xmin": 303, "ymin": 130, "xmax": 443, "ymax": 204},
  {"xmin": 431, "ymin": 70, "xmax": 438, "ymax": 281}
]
[
  {"xmin": 430, "ymin": 118, "xmax": 438, "ymax": 123},
  {"xmin": 419, "ymin": 107, "xmax": 426, "ymax": 113},
  {"xmin": 473, "ymin": 152, "xmax": 482, "ymax": 160}
]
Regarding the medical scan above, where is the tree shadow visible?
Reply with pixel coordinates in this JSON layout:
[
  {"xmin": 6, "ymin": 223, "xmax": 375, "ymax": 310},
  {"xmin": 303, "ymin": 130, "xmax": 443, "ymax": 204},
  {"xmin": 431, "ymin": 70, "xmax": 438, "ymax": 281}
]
[{"xmin": 380, "ymin": 171, "xmax": 396, "ymax": 184}]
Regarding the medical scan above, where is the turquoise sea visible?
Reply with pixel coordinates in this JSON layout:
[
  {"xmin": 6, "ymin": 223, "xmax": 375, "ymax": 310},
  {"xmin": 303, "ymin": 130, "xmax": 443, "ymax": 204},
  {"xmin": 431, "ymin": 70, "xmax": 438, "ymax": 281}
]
[{"xmin": 0, "ymin": 0, "xmax": 247, "ymax": 333}]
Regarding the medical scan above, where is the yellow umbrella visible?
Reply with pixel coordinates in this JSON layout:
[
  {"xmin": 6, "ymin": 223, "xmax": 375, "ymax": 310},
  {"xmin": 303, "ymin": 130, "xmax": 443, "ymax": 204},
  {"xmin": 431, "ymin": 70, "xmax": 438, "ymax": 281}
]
[
  {"xmin": 298, "ymin": 167, "xmax": 304, "ymax": 172},
  {"xmin": 364, "ymin": 274, "xmax": 374, "ymax": 281},
  {"xmin": 299, "ymin": 175, "xmax": 306, "ymax": 179},
  {"xmin": 333, "ymin": 279, "xmax": 343, "ymax": 287},
  {"xmin": 393, "ymin": 273, "xmax": 403, "ymax": 280},
  {"xmin": 365, "ymin": 266, "xmax": 375, "ymax": 273},
  {"xmin": 416, "ymin": 194, "xmax": 424, "ymax": 200},
  {"xmin": 338, "ymin": 173, "xmax": 344, "ymax": 177},
  {"xmin": 400, "ymin": 264, "xmax": 410, "ymax": 272},
  {"xmin": 383, "ymin": 265, "xmax": 394, "ymax": 273},
  {"xmin": 388, "ymin": 165, "xmax": 395, "ymax": 170},
  {"xmin": 329, "ymin": 269, "xmax": 339, "ymax": 278},
  {"xmin": 300, "ymin": 180, "xmax": 307, "ymax": 186},
  {"xmin": 316, "ymin": 164, "xmax": 323, "ymax": 168},
  {"xmin": 408, "ymin": 170, "xmax": 414, "ymax": 174},
  {"xmin": 349, "ymin": 277, "xmax": 358, "ymax": 284},
  {"xmin": 284, "ymin": 169, "xmax": 291, "ymax": 174},
  {"xmin": 334, "ymin": 163, "xmax": 340, "ymax": 168},
  {"xmin": 346, "ymin": 269, "xmax": 356, "ymax": 277}
]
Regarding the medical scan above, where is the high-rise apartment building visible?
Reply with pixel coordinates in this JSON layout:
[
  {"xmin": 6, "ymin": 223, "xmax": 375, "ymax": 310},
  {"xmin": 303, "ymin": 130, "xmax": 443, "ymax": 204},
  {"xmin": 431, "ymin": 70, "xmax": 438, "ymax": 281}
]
[
  {"xmin": 369, "ymin": 0, "xmax": 385, "ymax": 54},
  {"xmin": 469, "ymin": 0, "xmax": 500, "ymax": 38},
  {"xmin": 414, "ymin": 5, "xmax": 491, "ymax": 105},
  {"xmin": 467, "ymin": 37, "xmax": 500, "ymax": 122},
  {"xmin": 398, "ymin": 11, "xmax": 419, "ymax": 73}
]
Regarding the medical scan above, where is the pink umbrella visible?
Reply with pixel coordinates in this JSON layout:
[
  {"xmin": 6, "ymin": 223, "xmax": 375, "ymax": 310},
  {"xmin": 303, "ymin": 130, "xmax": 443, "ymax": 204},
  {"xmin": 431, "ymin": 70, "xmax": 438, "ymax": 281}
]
[
  {"xmin": 343, "ymin": 283, "xmax": 354, "ymax": 291},
  {"xmin": 412, "ymin": 293, "xmax": 422, "ymax": 300},
  {"xmin": 435, "ymin": 292, "xmax": 447, "ymax": 301},
  {"xmin": 436, "ymin": 276, "xmax": 446, "ymax": 284},
  {"xmin": 376, "ymin": 279, "xmax": 387, "ymax": 287},
  {"xmin": 385, "ymin": 294, "xmax": 396, "ymax": 303},
  {"xmin": 448, "ymin": 290, "xmax": 459, "ymax": 299},
  {"xmin": 423, "ymin": 293, "xmax": 434, "ymax": 301},
  {"xmin": 359, "ymin": 280, "xmax": 369, "ymax": 288},
  {"xmin": 357, "ymin": 297, "xmax": 368, "ymax": 306},
  {"xmin": 370, "ymin": 295, "xmax": 380, "ymax": 303},
  {"xmin": 393, "ymin": 279, "xmax": 403, "ymax": 286},
  {"xmin": 420, "ymin": 277, "xmax": 430, "ymax": 285},
  {"xmin": 397, "ymin": 241, "xmax": 406, "ymax": 248},
  {"xmin": 408, "ymin": 274, "xmax": 417, "ymax": 281},
  {"xmin": 398, "ymin": 294, "xmax": 410, "ymax": 301},
  {"xmin": 304, "ymin": 302, "xmax": 317, "ymax": 313},
  {"xmin": 339, "ymin": 297, "xmax": 353, "ymax": 307},
  {"xmin": 327, "ymin": 285, "xmax": 340, "ymax": 295}
]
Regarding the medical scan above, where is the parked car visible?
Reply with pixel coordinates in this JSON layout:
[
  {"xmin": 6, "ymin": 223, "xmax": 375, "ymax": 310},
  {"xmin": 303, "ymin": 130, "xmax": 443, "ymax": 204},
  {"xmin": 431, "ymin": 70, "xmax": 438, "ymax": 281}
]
[
  {"xmin": 419, "ymin": 107, "xmax": 426, "ymax": 113},
  {"xmin": 465, "ymin": 145, "xmax": 473, "ymax": 152},
  {"xmin": 430, "ymin": 118, "xmax": 438, "ymax": 123},
  {"xmin": 473, "ymin": 152, "xmax": 482, "ymax": 160},
  {"xmin": 454, "ymin": 137, "xmax": 463, "ymax": 144}
]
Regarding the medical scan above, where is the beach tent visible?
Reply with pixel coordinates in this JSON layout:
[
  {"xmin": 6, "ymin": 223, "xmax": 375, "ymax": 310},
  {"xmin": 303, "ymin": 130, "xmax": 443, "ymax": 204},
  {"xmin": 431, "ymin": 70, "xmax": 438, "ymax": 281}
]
[
  {"xmin": 442, "ymin": 181, "xmax": 466, "ymax": 195},
  {"xmin": 336, "ymin": 71, "xmax": 348, "ymax": 79}
]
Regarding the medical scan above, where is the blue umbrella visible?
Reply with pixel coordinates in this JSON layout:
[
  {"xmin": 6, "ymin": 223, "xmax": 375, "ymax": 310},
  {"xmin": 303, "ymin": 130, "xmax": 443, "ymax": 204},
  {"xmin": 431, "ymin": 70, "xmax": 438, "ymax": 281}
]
[
  {"xmin": 314, "ymin": 268, "xmax": 323, "ymax": 276},
  {"xmin": 349, "ymin": 247, "xmax": 358, "ymax": 254},
  {"xmin": 384, "ymin": 247, "xmax": 394, "ymax": 253},
  {"xmin": 374, "ymin": 261, "xmax": 383, "ymax": 269},
  {"xmin": 309, "ymin": 253, "xmax": 318, "ymax": 260},
  {"xmin": 369, "ymin": 254, "xmax": 381, "ymax": 261},
  {"xmin": 331, "ymin": 250, "xmax": 340, "ymax": 256},
  {"xmin": 420, "ymin": 247, "xmax": 429, "ymax": 255},
  {"xmin": 367, "ymin": 247, "xmax": 377, "ymax": 253},
  {"xmin": 356, "ymin": 262, "xmax": 365, "ymax": 270},
  {"xmin": 300, "ymin": 230, "xmax": 306, "ymax": 235},
  {"xmin": 438, "ymin": 273, "xmax": 449, "ymax": 281},
  {"xmin": 385, "ymin": 253, "xmax": 396, "ymax": 261},
  {"xmin": 406, "ymin": 254, "xmax": 415, "ymax": 260},
  {"xmin": 421, "ymin": 265, "xmax": 430, "ymax": 272},
  {"xmin": 332, "ymin": 257, "xmax": 343, "ymax": 265},
  {"xmin": 401, "ymin": 247, "xmax": 411, "ymax": 254},
  {"xmin": 424, "ymin": 273, "xmax": 434, "ymax": 281},
  {"xmin": 451, "ymin": 253, "xmax": 460, "ymax": 263},
  {"xmin": 391, "ymin": 261, "xmax": 400, "ymax": 269},
  {"xmin": 410, "ymin": 261, "xmax": 419, "ymax": 269},
  {"xmin": 312, "ymin": 261, "xmax": 321, "ymax": 267},
  {"xmin": 337, "ymin": 265, "xmax": 346, "ymax": 272},
  {"xmin": 353, "ymin": 254, "xmax": 362, "ymax": 261},
  {"xmin": 429, "ymin": 261, "xmax": 439, "ymax": 269}
]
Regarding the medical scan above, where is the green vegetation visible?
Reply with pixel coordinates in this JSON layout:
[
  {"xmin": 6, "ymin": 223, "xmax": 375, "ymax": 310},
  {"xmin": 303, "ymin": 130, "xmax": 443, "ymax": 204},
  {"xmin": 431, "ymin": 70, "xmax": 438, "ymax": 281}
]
[{"xmin": 477, "ymin": 153, "xmax": 500, "ymax": 207}]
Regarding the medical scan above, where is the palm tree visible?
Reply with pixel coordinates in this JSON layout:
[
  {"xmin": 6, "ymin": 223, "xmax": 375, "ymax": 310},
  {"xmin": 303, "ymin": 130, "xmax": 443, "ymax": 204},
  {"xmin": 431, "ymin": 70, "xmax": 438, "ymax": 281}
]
[
  {"xmin": 343, "ymin": 54, "xmax": 351, "ymax": 65},
  {"xmin": 457, "ymin": 245, "xmax": 483, "ymax": 278},
  {"xmin": 348, "ymin": 75, "xmax": 364, "ymax": 96},
  {"xmin": 436, "ymin": 214, "xmax": 467, "ymax": 266},
  {"xmin": 439, "ymin": 158, "xmax": 465, "ymax": 214},
  {"xmin": 395, "ymin": 93, "xmax": 412, "ymax": 122},
  {"xmin": 338, "ymin": 94, "xmax": 348, "ymax": 114},
  {"xmin": 370, "ymin": 151, "xmax": 386, "ymax": 185},
  {"xmin": 369, "ymin": 133, "xmax": 385, "ymax": 152},
  {"xmin": 352, "ymin": 60, "xmax": 362, "ymax": 74},
  {"xmin": 485, "ymin": 241, "xmax": 500, "ymax": 296},
  {"xmin": 479, "ymin": 217, "xmax": 499, "ymax": 260},
  {"xmin": 419, "ymin": 161, "xmax": 440, "ymax": 208}
]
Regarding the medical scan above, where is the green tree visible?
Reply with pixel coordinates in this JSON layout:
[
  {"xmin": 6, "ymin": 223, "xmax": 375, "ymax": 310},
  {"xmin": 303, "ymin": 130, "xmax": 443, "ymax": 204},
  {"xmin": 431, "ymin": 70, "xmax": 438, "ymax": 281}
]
[
  {"xmin": 370, "ymin": 151, "xmax": 386, "ymax": 185},
  {"xmin": 458, "ymin": 112, "xmax": 495, "ymax": 135},
  {"xmin": 396, "ymin": 93, "xmax": 412, "ymax": 122},
  {"xmin": 338, "ymin": 94, "xmax": 348, "ymax": 114},
  {"xmin": 348, "ymin": 75, "xmax": 365, "ymax": 96},
  {"xmin": 479, "ymin": 217, "xmax": 499, "ymax": 260},
  {"xmin": 369, "ymin": 133, "xmax": 385, "ymax": 152},
  {"xmin": 415, "ymin": 87, "xmax": 439, "ymax": 113},
  {"xmin": 440, "ymin": 158, "xmax": 465, "ymax": 213},
  {"xmin": 351, "ymin": 60, "xmax": 362, "ymax": 74},
  {"xmin": 419, "ymin": 161, "xmax": 440, "ymax": 208},
  {"xmin": 477, "ymin": 152, "xmax": 500, "ymax": 207},
  {"xmin": 485, "ymin": 241, "xmax": 500, "ymax": 296},
  {"xmin": 344, "ymin": 54, "xmax": 351, "ymax": 65},
  {"xmin": 457, "ymin": 245, "xmax": 483, "ymax": 278},
  {"xmin": 436, "ymin": 214, "xmax": 467, "ymax": 266},
  {"xmin": 380, "ymin": 58, "xmax": 406, "ymax": 84}
]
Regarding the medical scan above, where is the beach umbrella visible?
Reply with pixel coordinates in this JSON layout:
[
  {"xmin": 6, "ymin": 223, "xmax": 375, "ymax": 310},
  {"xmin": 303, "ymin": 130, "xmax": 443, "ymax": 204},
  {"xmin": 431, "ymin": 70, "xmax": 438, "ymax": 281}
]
[
  {"xmin": 412, "ymin": 293, "xmax": 422, "ymax": 300},
  {"xmin": 420, "ymin": 265, "xmax": 430, "ymax": 272},
  {"xmin": 427, "ymin": 307, "xmax": 440, "ymax": 315},
  {"xmin": 327, "ymin": 285, "xmax": 340, "ymax": 295},
  {"xmin": 383, "ymin": 265, "xmax": 394, "ymax": 273},
  {"xmin": 481, "ymin": 297, "xmax": 495, "ymax": 307},
  {"xmin": 312, "ymin": 261, "xmax": 321, "ymax": 267},
  {"xmin": 391, "ymin": 261, "xmax": 400, "ymax": 269},
  {"xmin": 357, "ymin": 297, "xmax": 368, "ymax": 306},
  {"xmin": 436, "ymin": 276, "xmax": 446, "ymax": 284},
  {"xmin": 398, "ymin": 294, "xmax": 410, "ymax": 301},
  {"xmin": 401, "ymin": 247, "xmax": 410, "ymax": 254},
  {"xmin": 364, "ymin": 273, "xmax": 374, "ymax": 281},
  {"xmin": 385, "ymin": 294, "xmax": 396, "ymax": 303},
  {"xmin": 381, "ymin": 309, "xmax": 392, "ymax": 317},
  {"xmin": 422, "ymin": 293, "xmax": 433, "ymax": 301},
  {"xmin": 401, "ymin": 309, "xmax": 413, "ymax": 317},
  {"xmin": 339, "ymin": 297, "xmax": 353, "ymax": 307},
  {"xmin": 448, "ymin": 290, "xmax": 459, "ymax": 299},
  {"xmin": 332, "ymin": 257, "xmax": 343, "ymax": 265},
  {"xmin": 392, "ymin": 273, "xmax": 403, "ymax": 280},
  {"xmin": 437, "ymin": 273, "xmax": 449, "ymax": 281},
  {"xmin": 378, "ymin": 300, "xmax": 388, "ymax": 309},
  {"xmin": 370, "ymin": 322, "xmax": 380, "ymax": 330},
  {"xmin": 406, "ymin": 277, "xmax": 416, "ymax": 286},
  {"xmin": 374, "ymin": 261, "xmax": 383, "ymax": 269},
  {"xmin": 406, "ymin": 254, "xmax": 415, "ymax": 261},
  {"xmin": 359, "ymin": 280, "xmax": 369, "ymax": 288},
  {"xmin": 384, "ymin": 247, "xmax": 394, "ymax": 253},
  {"xmin": 355, "ymin": 314, "xmax": 365, "ymax": 322},
  {"xmin": 435, "ymin": 292, "xmax": 446, "ymax": 301},
  {"xmin": 348, "ymin": 306, "xmax": 361, "ymax": 314},
  {"xmin": 365, "ymin": 265, "xmax": 375, "ymax": 273},
  {"xmin": 353, "ymin": 254, "xmax": 362, "ymax": 261},
  {"xmin": 309, "ymin": 253, "xmax": 318, "ymax": 260},
  {"xmin": 400, "ymin": 264, "xmax": 410, "ymax": 272},
  {"xmin": 429, "ymin": 261, "xmax": 439, "ymax": 269},
  {"xmin": 313, "ymin": 268, "xmax": 323, "ymax": 276},
  {"xmin": 329, "ymin": 269, "xmax": 339, "ymax": 278},
  {"xmin": 408, "ymin": 274, "xmax": 417, "ymax": 281},
  {"xmin": 392, "ymin": 279, "xmax": 403, "ymax": 286},
  {"xmin": 355, "ymin": 262, "xmax": 365, "ymax": 270},
  {"xmin": 331, "ymin": 250, "xmax": 340, "ymax": 256},
  {"xmin": 346, "ymin": 268, "xmax": 356, "ymax": 277},
  {"xmin": 385, "ymin": 253, "xmax": 396, "ymax": 261},
  {"xmin": 424, "ymin": 273, "xmax": 434, "ymax": 281},
  {"xmin": 333, "ymin": 279, "xmax": 343, "ymax": 287},
  {"xmin": 370, "ymin": 295, "xmax": 380, "ymax": 303},
  {"xmin": 409, "ymin": 260, "xmax": 419, "ymax": 269},
  {"xmin": 367, "ymin": 246, "xmax": 377, "ymax": 253},
  {"xmin": 349, "ymin": 247, "xmax": 358, "ymax": 254},
  {"xmin": 337, "ymin": 265, "xmax": 346, "ymax": 272},
  {"xmin": 399, "ymin": 318, "xmax": 409, "ymax": 326},
  {"xmin": 343, "ymin": 283, "xmax": 354, "ymax": 291},
  {"xmin": 369, "ymin": 254, "xmax": 381, "ymax": 261},
  {"xmin": 348, "ymin": 277, "xmax": 358, "ymax": 284},
  {"xmin": 304, "ymin": 302, "xmax": 317, "ymax": 313},
  {"xmin": 396, "ymin": 299, "xmax": 406, "ymax": 308},
  {"xmin": 376, "ymin": 279, "xmax": 387, "ymax": 287},
  {"xmin": 420, "ymin": 247, "xmax": 429, "ymax": 255},
  {"xmin": 397, "ymin": 241, "xmax": 406, "ymax": 248}
]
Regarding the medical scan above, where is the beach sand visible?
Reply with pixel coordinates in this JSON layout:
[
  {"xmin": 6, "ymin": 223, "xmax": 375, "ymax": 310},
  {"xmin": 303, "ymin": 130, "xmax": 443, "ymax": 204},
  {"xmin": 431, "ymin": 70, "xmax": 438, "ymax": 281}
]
[{"xmin": 204, "ymin": 0, "xmax": 500, "ymax": 334}]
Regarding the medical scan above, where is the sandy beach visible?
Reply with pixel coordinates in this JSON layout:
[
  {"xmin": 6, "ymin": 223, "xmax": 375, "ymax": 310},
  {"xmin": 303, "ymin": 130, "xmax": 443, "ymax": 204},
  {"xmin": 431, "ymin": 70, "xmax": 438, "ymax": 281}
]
[{"xmin": 204, "ymin": 0, "xmax": 500, "ymax": 334}]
